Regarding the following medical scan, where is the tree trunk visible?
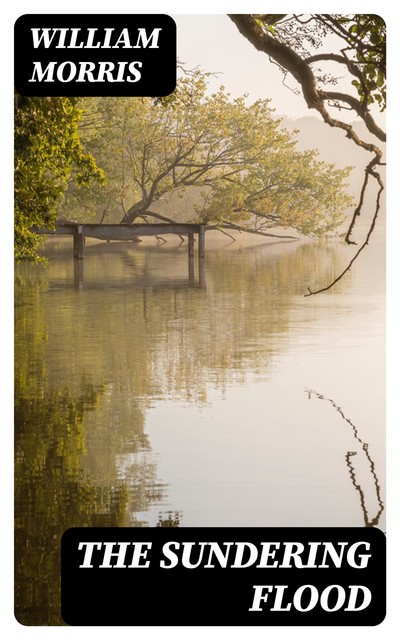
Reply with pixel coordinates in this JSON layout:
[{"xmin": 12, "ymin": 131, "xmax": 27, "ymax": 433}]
[{"xmin": 119, "ymin": 201, "xmax": 146, "ymax": 224}]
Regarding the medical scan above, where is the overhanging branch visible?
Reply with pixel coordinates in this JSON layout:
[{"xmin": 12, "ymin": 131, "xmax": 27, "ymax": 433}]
[
  {"xmin": 229, "ymin": 14, "xmax": 385, "ymax": 295},
  {"xmin": 305, "ymin": 167, "xmax": 384, "ymax": 296},
  {"xmin": 216, "ymin": 221, "xmax": 299, "ymax": 240}
]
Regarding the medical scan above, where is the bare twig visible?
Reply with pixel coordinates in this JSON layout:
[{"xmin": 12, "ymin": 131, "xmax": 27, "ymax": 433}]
[
  {"xmin": 216, "ymin": 221, "xmax": 299, "ymax": 240},
  {"xmin": 305, "ymin": 168, "xmax": 383, "ymax": 296}
]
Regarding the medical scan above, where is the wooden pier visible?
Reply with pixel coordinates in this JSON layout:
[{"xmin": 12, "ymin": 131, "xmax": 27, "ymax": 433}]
[
  {"xmin": 34, "ymin": 223, "xmax": 206, "ymax": 259},
  {"xmin": 33, "ymin": 223, "xmax": 206, "ymax": 288}
]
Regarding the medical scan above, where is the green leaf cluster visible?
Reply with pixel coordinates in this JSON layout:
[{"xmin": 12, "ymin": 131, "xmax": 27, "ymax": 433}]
[
  {"xmin": 15, "ymin": 96, "xmax": 105, "ymax": 262},
  {"xmin": 338, "ymin": 15, "xmax": 386, "ymax": 110},
  {"xmin": 72, "ymin": 76, "xmax": 353, "ymax": 236}
]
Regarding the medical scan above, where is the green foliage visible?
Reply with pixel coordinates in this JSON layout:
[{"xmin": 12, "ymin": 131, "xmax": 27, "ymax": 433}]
[
  {"xmin": 332, "ymin": 15, "xmax": 386, "ymax": 110},
  {"xmin": 255, "ymin": 14, "xmax": 386, "ymax": 113},
  {"xmin": 14, "ymin": 96, "xmax": 105, "ymax": 262},
  {"xmin": 14, "ymin": 274, "xmax": 131, "ymax": 624},
  {"xmin": 69, "ymin": 75, "xmax": 353, "ymax": 237},
  {"xmin": 201, "ymin": 148, "xmax": 353, "ymax": 237}
]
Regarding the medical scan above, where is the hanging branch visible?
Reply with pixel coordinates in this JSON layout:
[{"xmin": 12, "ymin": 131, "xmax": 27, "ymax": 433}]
[
  {"xmin": 305, "ymin": 166, "xmax": 384, "ymax": 295},
  {"xmin": 228, "ymin": 14, "xmax": 385, "ymax": 294}
]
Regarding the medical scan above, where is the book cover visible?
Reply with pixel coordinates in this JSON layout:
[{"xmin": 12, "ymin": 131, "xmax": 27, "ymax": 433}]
[{"xmin": 8, "ymin": 3, "xmax": 393, "ymax": 633}]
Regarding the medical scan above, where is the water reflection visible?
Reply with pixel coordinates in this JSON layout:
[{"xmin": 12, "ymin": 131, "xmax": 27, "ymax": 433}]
[
  {"xmin": 69, "ymin": 241, "xmax": 206, "ymax": 289},
  {"xmin": 14, "ymin": 380, "xmax": 130, "ymax": 624},
  {"xmin": 306, "ymin": 390, "xmax": 384, "ymax": 528},
  {"xmin": 14, "ymin": 235, "xmax": 384, "ymax": 624}
]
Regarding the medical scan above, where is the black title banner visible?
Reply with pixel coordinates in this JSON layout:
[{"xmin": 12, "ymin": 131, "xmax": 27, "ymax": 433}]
[
  {"xmin": 14, "ymin": 14, "xmax": 176, "ymax": 97},
  {"xmin": 61, "ymin": 527, "xmax": 385, "ymax": 626}
]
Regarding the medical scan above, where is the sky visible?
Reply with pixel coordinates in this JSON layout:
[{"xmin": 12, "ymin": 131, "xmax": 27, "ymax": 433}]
[
  {"xmin": 175, "ymin": 14, "xmax": 308, "ymax": 117},
  {"xmin": 1, "ymin": 3, "xmax": 399, "ymax": 640},
  {"xmin": 174, "ymin": 14, "xmax": 385, "ymax": 128}
]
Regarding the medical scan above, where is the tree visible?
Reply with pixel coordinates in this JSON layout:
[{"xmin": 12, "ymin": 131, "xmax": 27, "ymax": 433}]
[
  {"xmin": 228, "ymin": 14, "xmax": 386, "ymax": 293},
  {"xmin": 14, "ymin": 96, "xmax": 104, "ymax": 262},
  {"xmin": 71, "ymin": 74, "xmax": 353, "ymax": 240}
]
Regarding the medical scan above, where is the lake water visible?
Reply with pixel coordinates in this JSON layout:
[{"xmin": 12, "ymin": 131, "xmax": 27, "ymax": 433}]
[{"xmin": 14, "ymin": 232, "xmax": 385, "ymax": 624}]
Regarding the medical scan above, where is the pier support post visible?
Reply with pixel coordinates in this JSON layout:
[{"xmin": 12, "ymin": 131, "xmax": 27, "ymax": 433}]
[
  {"xmin": 188, "ymin": 233, "xmax": 195, "ymax": 258},
  {"xmin": 199, "ymin": 257, "xmax": 205, "ymax": 288},
  {"xmin": 73, "ymin": 225, "xmax": 85, "ymax": 260},
  {"xmin": 198, "ymin": 225, "xmax": 205, "ymax": 259},
  {"xmin": 74, "ymin": 260, "xmax": 84, "ymax": 290},
  {"xmin": 188, "ymin": 233, "xmax": 195, "ymax": 283},
  {"xmin": 198, "ymin": 225, "xmax": 206, "ymax": 288}
]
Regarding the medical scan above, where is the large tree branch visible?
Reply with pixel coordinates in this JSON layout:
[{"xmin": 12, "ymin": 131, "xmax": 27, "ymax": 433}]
[
  {"xmin": 228, "ymin": 15, "xmax": 383, "ymax": 159},
  {"xmin": 321, "ymin": 91, "xmax": 386, "ymax": 142},
  {"xmin": 305, "ymin": 52, "xmax": 370, "ymax": 112},
  {"xmin": 120, "ymin": 142, "xmax": 203, "ymax": 223},
  {"xmin": 229, "ymin": 13, "xmax": 385, "ymax": 295},
  {"xmin": 138, "ymin": 210, "xmax": 177, "ymax": 224},
  {"xmin": 229, "ymin": 15, "xmax": 323, "ymax": 111},
  {"xmin": 305, "ymin": 52, "xmax": 363, "ymax": 78},
  {"xmin": 217, "ymin": 221, "xmax": 298, "ymax": 240},
  {"xmin": 120, "ymin": 199, "xmax": 147, "ymax": 224}
]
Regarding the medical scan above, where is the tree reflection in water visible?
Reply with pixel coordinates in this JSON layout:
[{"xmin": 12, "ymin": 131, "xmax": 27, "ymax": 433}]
[{"xmin": 14, "ymin": 237, "xmax": 375, "ymax": 624}]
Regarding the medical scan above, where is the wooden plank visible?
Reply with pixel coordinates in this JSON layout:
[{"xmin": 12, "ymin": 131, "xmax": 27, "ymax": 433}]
[
  {"xmin": 84, "ymin": 224, "xmax": 203, "ymax": 239},
  {"xmin": 33, "ymin": 223, "xmax": 203, "ymax": 240}
]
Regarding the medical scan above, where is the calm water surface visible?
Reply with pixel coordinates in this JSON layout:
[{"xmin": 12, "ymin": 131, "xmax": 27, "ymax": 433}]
[{"xmin": 14, "ymin": 233, "xmax": 385, "ymax": 624}]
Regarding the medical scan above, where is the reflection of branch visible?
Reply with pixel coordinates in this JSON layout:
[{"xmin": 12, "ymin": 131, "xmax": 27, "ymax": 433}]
[
  {"xmin": 306, "ymin": 389, "xmax": 384, "ymax": 527},
  {"xmin": 156, "ymin": 511, "xmax": 181, "ymax": 527},
  {"xmin": 214, "ymin": 227, "xmax": 237, "ymax": 242},
  {"xmin": 345, "ymin": 453, "xmax": 383, "ymax": 527}
]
